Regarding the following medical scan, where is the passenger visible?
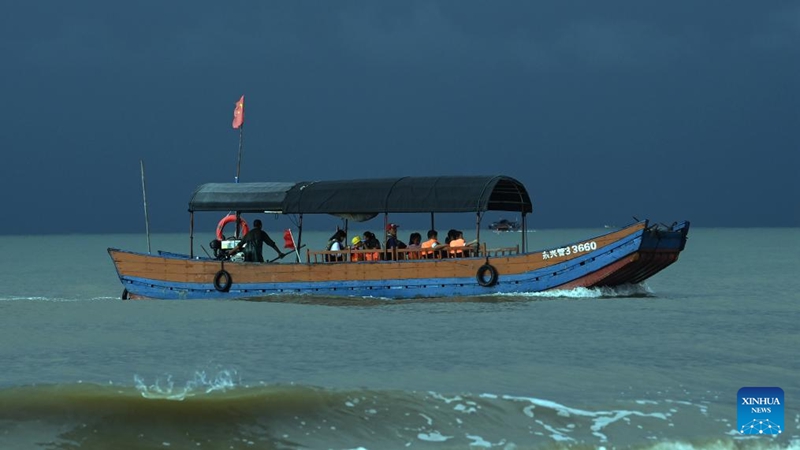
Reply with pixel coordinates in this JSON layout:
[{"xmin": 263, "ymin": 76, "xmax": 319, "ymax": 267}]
[
  {"xmin": 421, "ymin": 229, "xmax": 444, "ymax": 258},
  {"xmin": 228, "ymin": 219, "xmax": 285, "ymax": 263},
  {"xmin": 440, "ymin": 229, "xmax": 459, "ymax": 258},
  {"xmin": 406, "ymin": 232, "xmax": 422, "ymax": 259},
  {"xmin": 384, "ymin": 223, "xmax": 407, "ymax": 260},
  {"xmin": 448, "ymin": 230, "xmax": 476, "ymax": 257},
  {"xmin": 325, "ymin": 229, "xmax": 347, "ymax": 262},
  {"xmin": 363, "ymin": 231, "xmax": 381, "ymax": 261},
  {"xmin": 350, "ymin": 235, "xmax": 365, "ymax": 262},
  {"xmin": 445, "ymin": 229, "xmax": 458, "ymax": 245}
]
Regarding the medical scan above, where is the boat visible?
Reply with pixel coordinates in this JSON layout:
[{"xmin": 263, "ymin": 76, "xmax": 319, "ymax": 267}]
[
  {"xmin": 108, "ymin": 175, "xmax": 690, "ymax": 300},
  {"xmin": 489, "ymin": 218, "xmax": 521, "ymax": 232}
]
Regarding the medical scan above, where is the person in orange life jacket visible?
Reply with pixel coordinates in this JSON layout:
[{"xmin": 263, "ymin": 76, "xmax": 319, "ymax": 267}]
[
  {"xmin": 326, "ymin": 229, "xmax": 347, "ymax": 262},
  {"xmin": 421, "ymin": 229, "xmax": 444, "ymax": 258},
  {"xmin": 448, "ymin": 230, "xmax": 477, "ymax": 257},
  {"xmin": 384, "ymin": 223, "xmax": 407, "ymax": 260},
  {"xmin": 350, "ymin": 235, "xmax": 366, "ymax": 262},
  {"xmin": 363, "ymin": 231, "xmax": 381, "ymax": 249},
  {"xmin": 228, "ymin": 219, "xmax": 285, "ymax": 262},
  {"xmin": 440, "ymin": 229, "xmax": 459, "ymax": 258},
  {"xmin": 362, "ymin": 231, "xmax": 381, "ymax": 261}
]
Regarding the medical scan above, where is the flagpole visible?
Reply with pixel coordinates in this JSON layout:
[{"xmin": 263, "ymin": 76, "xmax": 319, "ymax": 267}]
[
  {"xmin": 290, "ymin": 229, "xmax": 302, "ymax": 263},
  {"xmin": 140, "ymin": 159, "xmax": 152, "ymax": 254},
  {"xmin": 235, "ymin": 124, "xmax": 244, "ymax": 183}
]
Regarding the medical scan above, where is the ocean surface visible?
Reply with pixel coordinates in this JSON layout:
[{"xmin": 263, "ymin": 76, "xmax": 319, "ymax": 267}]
[{"xmin": 0, "ymin": 227, "xmax": 798, "ymax": 450}]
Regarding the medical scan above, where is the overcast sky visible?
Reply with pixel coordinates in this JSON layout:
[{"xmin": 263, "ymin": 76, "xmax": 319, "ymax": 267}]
[{"xmin": 1, "ymin": 1, "xmax": 797, "ymax": 234}]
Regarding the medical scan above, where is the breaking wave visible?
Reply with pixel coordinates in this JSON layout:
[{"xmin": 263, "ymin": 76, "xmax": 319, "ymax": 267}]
[
  {"xmin": 494, "ymin": 283, "xmax": 654, "ymax": 299},
  {"xmin": 0, "ymin": 374, "xmax": 797, "ymax": 449}
]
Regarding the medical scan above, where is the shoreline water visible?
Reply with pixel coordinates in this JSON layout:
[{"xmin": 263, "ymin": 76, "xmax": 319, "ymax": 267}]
[{"xmin": 0, "ymin": 228, "xmax": 798, "ymax": 448}]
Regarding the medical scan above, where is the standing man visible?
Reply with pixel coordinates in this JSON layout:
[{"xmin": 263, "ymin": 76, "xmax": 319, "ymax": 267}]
[{"xmin": 229, "ymin": 219, "xmax": 285, "ymax": 262}]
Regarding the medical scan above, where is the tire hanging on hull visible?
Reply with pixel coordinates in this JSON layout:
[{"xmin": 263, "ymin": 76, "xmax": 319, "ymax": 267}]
[
  {"xmin": 214, "ymin": 269, "xmax": 232, "ymax": 292},
  {"xmin": 476, "ymin": 264, "xmax": 499, "ymax": 287}
]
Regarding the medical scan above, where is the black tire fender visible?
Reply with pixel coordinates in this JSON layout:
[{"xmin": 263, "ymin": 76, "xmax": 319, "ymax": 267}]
[
  {"xmin": 476, "ymin": 264, "xmax": 498, "ymax": 287},
  {"xmin": 213, "ymin": 269, "xmax": 232, "ymax": 292},
  {"xmin": 121, "ymin": 288, "xmax": 129, "ymax": 300}
]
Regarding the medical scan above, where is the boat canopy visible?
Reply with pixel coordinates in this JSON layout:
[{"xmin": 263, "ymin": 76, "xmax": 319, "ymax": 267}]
[
  {"xmin": 189, "ymin": 182, "xmax": 295, "ymax": 213},
  {"xmin": 189, "ymin": 176, "xmax": 532, "ymax": 216}
]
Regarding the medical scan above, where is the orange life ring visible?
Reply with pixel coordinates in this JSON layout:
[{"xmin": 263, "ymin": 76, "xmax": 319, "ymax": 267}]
[{"xmin": 216, "ymin": 215, "xmax": 249, "ymax": 240}]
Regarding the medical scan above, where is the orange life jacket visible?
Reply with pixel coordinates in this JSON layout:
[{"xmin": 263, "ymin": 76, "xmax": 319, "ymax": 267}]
[
  {"xmin": 448, "ymin": 238, "xmax": 466, "ymax": 257},
  {"xmin": 421, "ymin": 239, "xmax": 439, "ymax": 257}
]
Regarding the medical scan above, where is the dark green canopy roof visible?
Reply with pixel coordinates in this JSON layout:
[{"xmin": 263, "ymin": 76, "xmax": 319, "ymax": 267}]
[
  {"xmin": 188, "ymin": 182, "xmax": 295, "ymax": 213},
  {"xmin": 189, "ymin": 176, "xmax": 532, "ymax": 215}
]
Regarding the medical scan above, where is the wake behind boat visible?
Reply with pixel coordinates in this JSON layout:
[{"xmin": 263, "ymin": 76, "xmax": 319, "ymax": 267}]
[{"xmin": 108, "ymin": 175, "xmax": 689, "ymax": 300}]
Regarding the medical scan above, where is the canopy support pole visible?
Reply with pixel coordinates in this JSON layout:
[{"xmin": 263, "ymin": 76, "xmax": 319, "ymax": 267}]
[
  {"xmin": 189, "ymin": 211, "xmax": 194, "ymax": 258},
  {"xmin": 383, "ymin": 213, "xmax": 388, "ymax": 245},
  {"xmin": 475, "ymin": 212, "xmax": 482, "ymax": 257},
  {"xmin": 522, "ymin": 214, "xmax": 527, "ymax": 253},
  {"xmin": 430, "ymin": 212, "xmax": 435, "ymax": 230},
  {"xmin": 297, "ymin": 214, "xmax": 304, "ymax": 264},
  {"xmin": 235, "ymin": 211, "xmax": 242, "ymax": 239}
]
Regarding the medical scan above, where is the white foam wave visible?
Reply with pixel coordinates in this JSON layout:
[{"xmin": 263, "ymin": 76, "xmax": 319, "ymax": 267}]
[
  {"xmin": 502, "ymin": 395, "xmax": 671, "ymax": 442},
  {"xmin": 495, "ymin": 283, "xmax": 654, "ymax": 299},
  {"xmin": 134, "ymin": 369, "xmax": 240, "ymax": 400},
  {"xmin": 417, "ymin": 431, "xmax": 452, "ymax": 442}
]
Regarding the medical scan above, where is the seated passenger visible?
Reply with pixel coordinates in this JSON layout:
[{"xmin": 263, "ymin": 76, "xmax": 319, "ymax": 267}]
[
  {"xmin": 325, "ymin": 229, "xmax": 347, "ymax": 262},
  {"xmin": 406, "ymin": 232, "xmax": 422, "ymax": 259},
  {"xmin": 363, "ymin": 231, "xmax": 381, "ymax": 261},
  {"xmin": 448, "ymin": 230, "xmax": 476, "ymax": 257},
  {"xmin": 421, "ymin": 229, "xmax": 445, "ymax": 258},
  {"xmin": 384, "ymin": 223, "xmax": 407, "ymax": 260},
  {"xmin": 439, "ymin": 229, "xmax": 459, "ymax": 258},
  {"xmin": 350, "ymin": 235, "xmax": 365, "ymax": 262}
]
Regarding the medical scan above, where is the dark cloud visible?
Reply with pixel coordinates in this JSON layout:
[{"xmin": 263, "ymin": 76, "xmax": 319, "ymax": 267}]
[{"xmin": 0, "ymin": 1, "xmax": 797, "ymax": 234}]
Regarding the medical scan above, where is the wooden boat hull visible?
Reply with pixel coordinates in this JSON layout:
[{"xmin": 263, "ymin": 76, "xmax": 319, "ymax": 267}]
[{"xmin": 109, "ymin": 221, "xmax": 689, "ymax": 300}]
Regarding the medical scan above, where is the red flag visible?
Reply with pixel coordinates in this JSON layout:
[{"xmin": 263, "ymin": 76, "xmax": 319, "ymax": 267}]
[
  {"xmin": 283, "ymin": 229, "xmax": 295, "ymax": 249},
  {"xmin": 232, "ymin": 95, "xmax": 244, "ymax": 129}
]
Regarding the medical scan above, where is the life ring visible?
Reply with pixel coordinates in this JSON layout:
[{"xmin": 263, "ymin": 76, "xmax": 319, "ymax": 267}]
[
  {"xmin": 216, "ymin": 215, "xmax": 249, "ymax": 240},
  {"xmin": 213, "ymin": 269, "xmax": 232, "ymax": 292},
  {"xmin": 476, "ymin": 264, "xmax": 498, "ymax": 287}
]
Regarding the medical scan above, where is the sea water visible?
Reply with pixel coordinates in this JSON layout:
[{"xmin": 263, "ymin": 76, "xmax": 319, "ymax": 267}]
[{"xmin": 0, "ymin": 228, "xmax": 798, "ymax": 449}]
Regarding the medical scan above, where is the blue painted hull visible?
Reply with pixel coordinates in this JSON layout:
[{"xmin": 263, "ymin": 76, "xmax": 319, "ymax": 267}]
[{"xmin": 110, "ymin": 221, "xmax": 689, "ymax": 301}]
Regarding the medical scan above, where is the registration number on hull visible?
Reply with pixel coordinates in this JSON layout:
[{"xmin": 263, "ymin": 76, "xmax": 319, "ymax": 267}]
[{"xmin": 542, "ymin": 241, "xmax": 598, "ymax": 259}]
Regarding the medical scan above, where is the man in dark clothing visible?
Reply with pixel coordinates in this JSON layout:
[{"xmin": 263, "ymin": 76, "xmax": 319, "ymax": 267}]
[
  {"xmin": 384, "ymin": 223, "xmax": 407, "ymax": 260},
  {"xmin": 229, "ymin": 219, "xmax": 285, "ymax": 262}
]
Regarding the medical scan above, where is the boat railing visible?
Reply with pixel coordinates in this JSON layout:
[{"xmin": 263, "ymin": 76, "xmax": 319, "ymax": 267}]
[
  {"xmin": 484, "ymin": 244, "xmax": 520, "ymax": 257},
  {"xmin": 306, "ymin": 244, "xmax": 520, "ymax": 264}
]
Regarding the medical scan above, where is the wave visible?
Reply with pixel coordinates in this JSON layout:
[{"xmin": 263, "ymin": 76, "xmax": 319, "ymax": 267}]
[
  {"xmin": 0, "ymin": 284, "xmax": 652, "ymax": 305},
  {"xmin": 0, "ymin": 378, "xmax": 797, "ymax": 450},
  {"xmin": 493, "ymin": 283, "xmax": 655, "ymax": 299},
  {"xmin": 241, "ymin": 284, "xmax": 656, "ymax": 306}
]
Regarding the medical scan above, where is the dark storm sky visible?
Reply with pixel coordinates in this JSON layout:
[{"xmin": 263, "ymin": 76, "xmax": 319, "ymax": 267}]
[{"xmin": 1, "ymin": 1, "xmax": 797, "ymax": 234}]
